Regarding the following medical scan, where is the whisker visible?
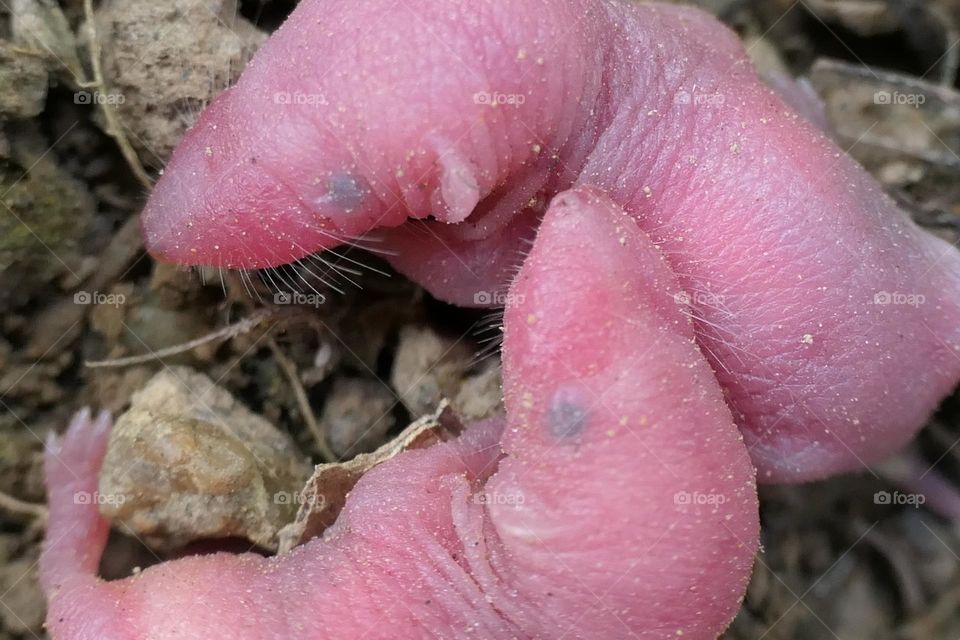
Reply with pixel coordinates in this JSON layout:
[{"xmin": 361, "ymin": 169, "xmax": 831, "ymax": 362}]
[
  {"xmin": 236, "ymin": 267, "xmax": 254, "ymax": 299},
  {"xmin": 311, "ymin": 255, "xmax": 363, "ymax": 289},
  {"xmin": 290, "ymin": 263, "xmax": 327, "ymax": 298},
  {"xmin": 295, "ymin": 257, "xmax": 347, "ymax": 295},
  {"xmin": 295, "ymin": 252, "xmax": 350, "ymax": 294},
  {"xmin": 323, "ymin": 249, "xmax": 391, "ymax": 278},
  {"xmin": 259, "ymin": 266, "xmax": 283, "ymax": 292},
  {"xmin": 468, "ymin": 309, "xmax": 505, "ymax": 366},
  {"xmin": 319, "ymin": 229, "xmax": 398, "ymax": 256}
]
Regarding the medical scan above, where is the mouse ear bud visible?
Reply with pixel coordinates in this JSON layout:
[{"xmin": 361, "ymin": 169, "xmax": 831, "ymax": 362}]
[{"xmin": 425, "ymin": 135, "xmax": 482, "ymax": 224}]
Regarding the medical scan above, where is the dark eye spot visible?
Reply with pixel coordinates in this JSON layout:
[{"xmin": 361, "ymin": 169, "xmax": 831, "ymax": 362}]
[
  {"xmin": 547, "ymin": 390, "xmax": 589, "ymax": 439},
  {"xmin": 318, "ymin": 173, "xmax": 372, "ymax": 214}
]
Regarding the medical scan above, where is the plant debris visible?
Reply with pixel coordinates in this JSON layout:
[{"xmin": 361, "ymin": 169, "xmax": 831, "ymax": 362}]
[{"xmin": 277, "ymin": 400, "xmax": 464, "ymax": 554}]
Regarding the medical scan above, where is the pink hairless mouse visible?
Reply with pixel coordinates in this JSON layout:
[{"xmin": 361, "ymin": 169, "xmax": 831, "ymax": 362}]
[
  {"xmin": 41, "ymin": 0, "xmax": 960, "ymax": 638},
  {"xmin": 44, "ymin": 190, "xmax": 759, "ymax": 639},
  {"xmin": 139, "ymin": 0, "xmax": 960, "ymax": 483}
]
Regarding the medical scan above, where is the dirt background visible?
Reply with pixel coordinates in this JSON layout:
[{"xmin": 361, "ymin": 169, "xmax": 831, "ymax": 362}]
[{"xmin": 1, "ymin": 0, "xmax": 960, "ymax": 638}]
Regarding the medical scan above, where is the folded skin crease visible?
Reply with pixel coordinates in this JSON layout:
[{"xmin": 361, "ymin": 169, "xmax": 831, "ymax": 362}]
[
  {"xmin": 139, "ymin": 0, "xmax": 960, "ymax": 483},
  {"xmin": 42, "ymin": 188, "xmax": 759, "ymax": 640}
]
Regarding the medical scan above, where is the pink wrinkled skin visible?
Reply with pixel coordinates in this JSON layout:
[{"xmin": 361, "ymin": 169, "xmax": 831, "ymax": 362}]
[
  {"xmin": 140, "ymin": 0, "xmax": 960, "ymax": 483},
  {"xmin": 43, "ymin": 190, "xmax": 759, "ymax": 639},
  {"xmin": 43, "ymin": 0, "xmax": 960, "ymax": 637}
]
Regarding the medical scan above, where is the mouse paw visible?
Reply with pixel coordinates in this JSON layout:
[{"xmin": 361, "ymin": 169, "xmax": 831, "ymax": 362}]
[
  {"xmin": 44, "ymin": 407, "xmax": 113, "ymax": 493},
  {"xmin": 41, "ymin": 408, "xmax": 114, "ymax": 592}
]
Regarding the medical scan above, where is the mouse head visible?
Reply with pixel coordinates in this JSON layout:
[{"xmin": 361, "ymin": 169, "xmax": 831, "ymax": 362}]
[{"xmin": 141, "ymin": 0, "xmax": 607, "ymax": 270}]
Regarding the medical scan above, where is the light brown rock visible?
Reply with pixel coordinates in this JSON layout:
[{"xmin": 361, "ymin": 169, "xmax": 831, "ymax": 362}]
[{"xmin": 98, "ymin": 367, "xmax": 311, "ymax": 551}]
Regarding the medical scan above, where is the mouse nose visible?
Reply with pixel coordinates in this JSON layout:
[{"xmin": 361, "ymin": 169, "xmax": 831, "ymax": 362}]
[
  {"xmin": 142, "ymin": 170, "xmax": 346, "ymax": 270},
  {"xmin": 141, "ymin": 133, "xmax": 350, "ymax": 270},
  {"xmin": 140, "ymin": 170, "xmax": 204, "ymax": 266}
]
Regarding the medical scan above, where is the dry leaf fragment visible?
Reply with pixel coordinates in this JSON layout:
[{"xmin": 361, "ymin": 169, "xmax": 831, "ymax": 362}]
[{"xmin": 277, "ymin": 400, "xmax": 463, "ymax": 554}]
